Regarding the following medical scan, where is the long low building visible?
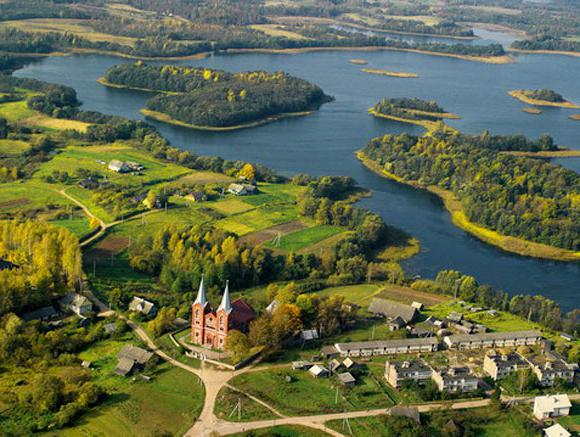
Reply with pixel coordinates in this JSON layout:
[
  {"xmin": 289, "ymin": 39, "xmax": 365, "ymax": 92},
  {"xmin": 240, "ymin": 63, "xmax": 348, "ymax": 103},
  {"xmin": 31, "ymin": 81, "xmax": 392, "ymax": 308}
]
[
  {"xmin": 444, "ymin": 330, "xmax": 542, "ymax": 349},
  {"xmin": 334, "ymin": 338, "xmax": 439, "ymax": 357}
]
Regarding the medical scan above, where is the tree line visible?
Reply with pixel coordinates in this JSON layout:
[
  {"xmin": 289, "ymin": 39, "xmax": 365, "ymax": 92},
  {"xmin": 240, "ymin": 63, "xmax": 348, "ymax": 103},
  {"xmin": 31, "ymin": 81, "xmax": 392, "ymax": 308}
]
[
  {"xmin": 512, "ymin": 36, "xmax": 580, "ymax": 53},
  {"xmin": 362, "ymin": 130, "xmax": 578, "ymax": 251}
]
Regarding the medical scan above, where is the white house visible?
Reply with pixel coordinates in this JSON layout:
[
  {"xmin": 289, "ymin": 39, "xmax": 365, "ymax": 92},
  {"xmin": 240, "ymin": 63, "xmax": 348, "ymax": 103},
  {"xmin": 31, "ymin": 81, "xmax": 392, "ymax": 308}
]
[
  {"xmin": 108, "ymin": 159, "xmax": 130, "ymax": 173},
  {"xmin": 533, "ymin": 394, "xmax": 572, "ymax": 420},
  {"xmin": 309, "ymin": 365, "xmax": 329, "ymax": 378},
  {"xmin": 59, "ymin": 293, "xmax": 93, "ymax": 316},
  {"xmin": 543, "ymin": 424, "xmax": 571, "ymax": 437}
]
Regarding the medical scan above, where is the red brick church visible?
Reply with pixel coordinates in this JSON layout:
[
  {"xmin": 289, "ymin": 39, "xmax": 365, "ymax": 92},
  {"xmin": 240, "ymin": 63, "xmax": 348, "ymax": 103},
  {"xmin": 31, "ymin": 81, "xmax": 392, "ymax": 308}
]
[{"xmin": 191, "ymin": 277, "xmax": 256, "ymax": 350}]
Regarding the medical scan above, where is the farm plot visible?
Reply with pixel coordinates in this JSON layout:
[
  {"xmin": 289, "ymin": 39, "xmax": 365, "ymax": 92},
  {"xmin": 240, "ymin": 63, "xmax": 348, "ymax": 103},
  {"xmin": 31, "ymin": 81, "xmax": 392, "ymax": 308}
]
[
  {"xmin": 265, "ymin": 224, "xmax": 344, "ymax": 252},
  {"xmin": 239, "ymin": 220, "xmax": 306, "ymax": 246}
]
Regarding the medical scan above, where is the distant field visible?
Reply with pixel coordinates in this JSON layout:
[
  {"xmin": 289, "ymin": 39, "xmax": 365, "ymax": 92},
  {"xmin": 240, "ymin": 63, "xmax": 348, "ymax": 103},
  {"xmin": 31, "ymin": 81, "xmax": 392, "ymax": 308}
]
[
  {"xmin": 265, "ymin": 224, "xmax": 345, "ymax": 252},
  {"xmin": 376, "ymin": 284, "xmax": 448, "ymax": 307},
  {"xmin": 0, "ymin": 18, "xmax": 137, "ymax": 46},
  {"xmin": 0, "ymin": 139, "xmax": 30, "ymax": 156},
  {"xmin": 250, "ymin": 24, "xmax": 311, "ymax": 40},
  {"xmin": 315, "ymin": 283, "xmax": 382, "ymax": 307}
]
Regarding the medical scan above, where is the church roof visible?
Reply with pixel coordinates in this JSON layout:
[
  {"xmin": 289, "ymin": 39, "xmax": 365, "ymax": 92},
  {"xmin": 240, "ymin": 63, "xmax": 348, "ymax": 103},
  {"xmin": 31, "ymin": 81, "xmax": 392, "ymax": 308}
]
[
  {"xmin": 217, "ymin": 281, "xmax": 232, "ymax": 314},
  {"xmin": 194, "ymin": 276, "xmax": 208, "ymax": 307},
  {"xmin": 229, "ymin": 299, "xmax": 256, "ymax": 325}
]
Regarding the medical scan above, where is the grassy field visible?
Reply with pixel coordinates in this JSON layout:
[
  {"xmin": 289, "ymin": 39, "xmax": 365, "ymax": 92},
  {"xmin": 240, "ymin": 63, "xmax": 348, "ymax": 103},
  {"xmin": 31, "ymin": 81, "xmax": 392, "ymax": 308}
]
[
  {"xmin": 250, "ymin": 24, "xmax": 311, "ymax": 40},
  {"xmin": 0, "ymin": 18, "xmax": 137, "ymax": 46},
  {"xmin": 0, "ymin": 139, "xmax": 30, "ymax": 156},
  {"xmin": 558, "ymin": 402, "xmax": 580, "ymax": 432},
  {"xmin": 228, "ymin": 367, "xmax": 394, "ymax": 416},
  {"xmin": 264, "ymin": 225, "xmax": 345, "ymax": 252},
  {"xmin": 325, "ymin": 407, "xmax": 536, "ymax": 436},
  {"xmin": 214, "ymin": 386, "xmax": 278, "ymax": 422},
  {"xmin": 315, "ymin": 283, "xmax": 382, "ymax": 307},
  {"xmin": 229, "ymin": 425, "xmax": 331, "ymax": 437},
  {"xmin": 49, "ymin": 216, "xmax": 92, "ymax": 238}
]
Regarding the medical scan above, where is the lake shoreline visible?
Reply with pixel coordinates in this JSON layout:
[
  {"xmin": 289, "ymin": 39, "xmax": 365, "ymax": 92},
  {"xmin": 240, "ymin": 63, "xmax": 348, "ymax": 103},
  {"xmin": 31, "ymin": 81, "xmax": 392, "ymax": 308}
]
[
  {"xmin": 357, "ymin": 151, "xmax": 580, "ymax": 262},
  {"xmin": 508, "ymin": 90, "xmax": 580, "ymax": 109},
  {"xmin": 508, "ymin": 48, "xmax": 580, "ymax": 59},
  {"xmin": 224, "ymin": 47, "xmax": 513, "ymax": 64},
  {"xmin": 141, "ymin": 108, "xmax": 315, "ymax": 132}
]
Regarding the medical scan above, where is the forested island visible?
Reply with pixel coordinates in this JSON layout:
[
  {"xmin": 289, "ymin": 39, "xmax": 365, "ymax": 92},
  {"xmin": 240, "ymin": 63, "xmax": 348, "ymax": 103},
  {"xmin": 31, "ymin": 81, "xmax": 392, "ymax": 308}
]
[
  {"xmin": 359, "ymin": 129, "xmax": 579, "ymax": 261},
  {"xmin": 101, "ymin": 62, "xmax": 332, "ymax": 130},
  {"xmin": 509, "ymin": 89, "xmax": 580, "ymax": 109},
  {"xmin": 370, "ymin": 98, "xmax": 459, "ymax": 130}
]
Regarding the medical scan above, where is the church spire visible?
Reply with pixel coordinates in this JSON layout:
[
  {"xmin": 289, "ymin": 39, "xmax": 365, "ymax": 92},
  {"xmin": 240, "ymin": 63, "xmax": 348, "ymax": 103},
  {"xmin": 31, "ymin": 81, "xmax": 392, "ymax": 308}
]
[
  {"xmin": 194, "ymin": 275, "xmax": 208, "ymax": 307},
  {"xmin": 217, "ymin": 280, "xmax": 232, "ymax": 313}
]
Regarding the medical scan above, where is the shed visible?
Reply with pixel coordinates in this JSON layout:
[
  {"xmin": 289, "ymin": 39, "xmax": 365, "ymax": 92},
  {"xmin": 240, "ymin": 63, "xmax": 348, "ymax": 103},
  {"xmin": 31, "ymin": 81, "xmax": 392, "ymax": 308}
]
[
  {"xmin": 301, "ymin": 329, "xmax": 319, "ymax": 342},
  {"xmin": 321, "ymin": 345, "xmax": 339, "ymax": 358},
  {"xmin": 343, "ymin": 357, "xmax": 356, "ymax": 369},
  {"xmin": 337, "ymin": 372, "xmax": 356, "ymax": 386},
  {"xmin": 309, "ymin": 365, "xmax": 329, "ymax": 378},
  {"xmin": 81, "ymin": 360, "xmax": 92, "ymax": 369},
  {"xmin": 114, "ymin": 357, "xmax": 136, "ymax": 376},
  {"xmin": 128, "ymin": 296, "xmax": 157, "ymax": 317},
  {"xmin": 388, "ymin": 316, "xmax": 407, "ymax": 331},
  {"xmin": 543, "ymin": 424, "xmax": 571, "ymax": 437},
  {"xmin": 329, "ymin": 358, "xmax": 342, "ymax": 373}
]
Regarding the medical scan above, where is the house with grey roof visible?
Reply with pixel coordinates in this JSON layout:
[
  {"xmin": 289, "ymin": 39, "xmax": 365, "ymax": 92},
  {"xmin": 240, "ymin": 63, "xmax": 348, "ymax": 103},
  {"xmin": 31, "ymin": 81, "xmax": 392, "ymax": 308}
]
[
  {"xmin": 59, "ymin": 292, "xmax": 93, "ymax": 316},
  {"xmin": 22, "ymin": 305, "xmax": 59, "ymax": 322},
  {"xmin": 128, "ymin": 296, "xmax": 157, "ymax": 317},
  {"xmin": 368, "ymin": 298, "xmax": 418, "ymax": 323},
  {"xmin": 443, "ymin": 330, "xmax": 542, "ymax": 350},
  {"xmin": 334, "ymin": 337, "xmax": 439, "ymax": 357},
  {"xmin": 385, "ymin": 359, "xmax": 433, "ymax": 388},
  {"xmin": 526, "ymin": 352, "xmax": 577, "ymax": 387},
  {"xmin": 431, "ymin": 367, "xmax": 479, "ymax": 393},
  {"xmin": 115, "ymin": 344, "xmax": 154, "ymax": 377},
  {"xmin": 483, "ymin": 351, "xmax": 529, "ymax": 381},
  {"xmin": 338, "ymin": 372, "xmax": 356, "ymax": 386}
]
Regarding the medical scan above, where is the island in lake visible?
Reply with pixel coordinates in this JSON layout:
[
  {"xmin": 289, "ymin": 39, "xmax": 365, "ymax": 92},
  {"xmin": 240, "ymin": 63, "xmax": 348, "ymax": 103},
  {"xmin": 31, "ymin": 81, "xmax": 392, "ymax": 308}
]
[
  {"xmin": 509, "ymin": 89, "xmax": 580, "ymax": 109},
  {"xmin": 362, "ymin": 68, "xmax": 418, "ymax": 78},
  {"xmin": 369, "ymin": 97, "xmax": 460, "ymax": 130},
  {"xmin": 349, "ymin": 59, "xmax": 368, "ymax": 65},
  {"xmin": 522, "ymin": 107, "xmax": 543, "ymax": 115},
  {"xmin": 99, "ymin": 62, "xmax": 332, "ymax": 130}
]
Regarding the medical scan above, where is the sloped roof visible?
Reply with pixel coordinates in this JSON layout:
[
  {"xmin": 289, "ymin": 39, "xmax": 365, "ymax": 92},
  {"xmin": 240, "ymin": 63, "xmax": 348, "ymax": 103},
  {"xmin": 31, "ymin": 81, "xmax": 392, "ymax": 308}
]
[
  {"xmin": 444, "ymin": 330, "xmax": 542, "ymax": 345},
  {"xmin": 544, "ymin": 424, "xmax": 571, "ymax": 437},
  {"xmin": 115, "ymin": 357, "xmax": 136, "ymax": 376},
  {"xmin": 338, "ymin": 372, "xmax": 356, "ymax": 384},
  {"xmin": 229, "ymin": 299, "xmax": 256, "ymax": 325},
  {"xmin": 128, "ymin": 296, "xmax": 156, "ymax": 315},
  {"xmin": 60, "ymin": 292, "xmax": 91, "ymax": 309},
  {"xmin": 309, "ymin": 365, "xmax": 329, "ymax": 376},
  {"xmin": 368, "ymin": 298, "xmax": 417, "ymax": 323},
  {"xmin": 118, "ymin": 344, "xmax": 153, "ymax": 365},
  {"xmin": 534, "ymin": 394, "xmax": 572, "ymax": 414}
]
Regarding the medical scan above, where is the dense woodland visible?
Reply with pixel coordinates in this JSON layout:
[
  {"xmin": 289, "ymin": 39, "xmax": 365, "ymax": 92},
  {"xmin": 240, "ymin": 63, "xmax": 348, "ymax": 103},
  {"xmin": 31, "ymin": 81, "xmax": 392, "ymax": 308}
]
[
  {"xmin": 104, "ymin": 62, "xmax": 331, "ymax": 128},
  {"xmin": 362, "ymin": 130, "xmax": 578, "ymax": 251},
  {"xmin": 0, "ymin": 221, "xmax": 82, "ymax": 315},
  {"xmin": 372, "ymin": 98, "xmax": 450, "ymax": 122},
  {"xmin": 512, "ymin": 36, "xmax": 580, "ymax": 53},
  {"xmin": 522, "ymin": 89, "xmax": 566, "ymax": 103}
]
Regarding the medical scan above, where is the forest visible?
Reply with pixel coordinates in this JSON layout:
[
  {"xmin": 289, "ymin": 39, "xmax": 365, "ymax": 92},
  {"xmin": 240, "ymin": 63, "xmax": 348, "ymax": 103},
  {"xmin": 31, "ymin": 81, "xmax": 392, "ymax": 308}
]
[
  {"xmin": 522, "ymin": 89, "xmax": 566, "ymax": 103},
  {"xmin": 362, "ymin": 130, "xmax": 579, "ymax": 251},
  {"xmin": 512, "ymin": 36, "xmax": 580, "ymax": 53},
  {"xmin": 0, "ymin": 221, "xmax": 82, "ymax": 315},
  {"xmin": 372, "ymin": 98, "xmax": 450, "ymax": 123},
  {"xmin": 103, "ymin": 62, "xmax": 332, "ymax": 128}
]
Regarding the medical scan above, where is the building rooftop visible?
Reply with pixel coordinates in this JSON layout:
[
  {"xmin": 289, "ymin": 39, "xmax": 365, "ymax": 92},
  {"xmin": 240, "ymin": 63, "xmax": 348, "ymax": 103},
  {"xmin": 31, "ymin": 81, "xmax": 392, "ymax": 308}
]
[
  {"xmin": 445, "ymin": 330, "xmax": 542, "ymax": 344},
  {"xmin": 368, "ymin": 298, "xmax": 418, "ymax": 323},
  {"xmin": 534, "ymin": 394, "xmax": 572, "ymax": 413},
  {"xmin": 335, "ymin": 337, "xmax": 439, "ymax": 352},
  {"xmin": 338, "ymin": 372, "xmax": 356, "ymax": 384},
  {"xmin": 118, "ymin": 344, "xmax": 153, "ymax": 365},
  {"xmin": 387, "ymin": 359, "xmax": 432, "ymax": 373},
  {"xmin": 543, "ymin": 423, "xmax": 571, "ymax": 437}
]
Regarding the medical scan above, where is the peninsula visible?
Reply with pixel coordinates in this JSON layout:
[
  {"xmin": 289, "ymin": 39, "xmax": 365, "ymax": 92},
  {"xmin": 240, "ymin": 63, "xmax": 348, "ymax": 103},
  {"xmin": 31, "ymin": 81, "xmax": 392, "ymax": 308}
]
[
  {"xmin": 369, "ymin": 97, "xmax": 460, "ymax": 131},
  {"xmin": 509, "ymin": 89, "xmax": 580, "ymax": 109},
  {"xmin": 100, "ymin": 62, "xmax": 332, "ymax": 130},
  {"xmin": 358, "ymin": 129, "xmax": 580, "ymax": 262}
]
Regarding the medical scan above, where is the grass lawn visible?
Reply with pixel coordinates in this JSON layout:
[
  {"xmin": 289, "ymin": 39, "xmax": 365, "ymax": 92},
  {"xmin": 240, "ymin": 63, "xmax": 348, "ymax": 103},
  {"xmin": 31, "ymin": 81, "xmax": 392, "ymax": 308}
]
[
  {"xmin": 0, "ymin": 99, "xmax": 37, "ymax": 122},
  {"xmin": 210, "ymin": 197, "xmax": 254, "ymax": 215},
  {"xmin": 49, "ymin": 216, "xmax": 92, "ymax": 238},
  {"xmin": 214, "ymin": 386, "xmax": 278, "ymax": 422},
  {"xmin": 264, "ymin": 225, "xmax": 345, "ymax": 252},
  {"xmin": 0, "ymin": 179, "xmax": 73, "ymax": 213},
  {"xmin": 229, "ymin": 425, "xmax": 331, "ymax": 437},
  {"xmin": 314, "ymin": 283, "xmax": 382, "ymax": 307},
  {"xmin": 558, "ymin": 402, "xmax": 580, "ymax": 432},
  {"xmin": 216, "ymin": 204, "xmax": 298, "ymax": 236},
  {"xmin": 228, "ymin": 367, "xmax": 394, "ymax": 416},
  {"xmin": 0, "ymin": 138, "xmax": 30, "ymax": 156}
]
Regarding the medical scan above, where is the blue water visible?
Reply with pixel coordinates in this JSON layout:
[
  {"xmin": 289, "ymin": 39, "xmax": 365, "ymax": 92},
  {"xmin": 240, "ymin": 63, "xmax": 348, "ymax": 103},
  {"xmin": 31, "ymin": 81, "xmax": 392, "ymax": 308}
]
[{"xmin": 15, "ymin": 44, "xmax": 580, "ymax": 311}]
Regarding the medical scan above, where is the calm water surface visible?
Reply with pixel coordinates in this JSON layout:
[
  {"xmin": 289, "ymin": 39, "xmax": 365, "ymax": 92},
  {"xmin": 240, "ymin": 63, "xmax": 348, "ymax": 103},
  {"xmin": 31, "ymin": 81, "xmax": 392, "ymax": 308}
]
[{"xmin": 15, "ymin": 46, "xmax": 580, "ymax": 311}]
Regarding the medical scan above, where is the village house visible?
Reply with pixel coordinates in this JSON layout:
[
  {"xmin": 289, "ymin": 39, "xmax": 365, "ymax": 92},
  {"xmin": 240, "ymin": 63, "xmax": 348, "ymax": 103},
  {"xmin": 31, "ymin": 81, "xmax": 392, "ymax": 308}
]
[
  {"xmin": 22, "ymin": 305, "xmax": 59, "ymax": 322},
  {"xmin": 115, "ymin": 344, "xmax": 154, "ymax": 377},
  {"xmin": 443, "ymin": 330, "xmax": 542, "ymax": 350},
  {"xmin": 368, "ymin": 298, "xmax": 418, "ymax": 325},
  {"xmin": 533, "ymin": 394, "xmax": 572, "ymax": 420},
  {"xmin": 543, "ymin": 424, "xmax": 571, "ymax": 437},
  {"xmin": 385, "ymin": 360, "xmax": 433, "ymax": 388},
  {"xmin": 0, "ymin": 257, "xmax": 18, "ymax": 271},
  {"xmin": 59, "ymin": 292, "xmax": 93, "ymax": 317},
  {"xmin": 300, "ymin": 329, "xmax": 319, "ymax": 342},
  {"xmin": 129, "ymin": 296, "xmax": 158, "ymax": 317},
  {"xmin": 338, "ymin": 372, "xmax": 356, "ymax": 386},
  {"xmin": 227, "ymin": 183, "xmax": 257, "ymax": 196},
  {"xmin": 343, "ymin": 357, "xmax": 356, "ymax": 370},
  {"xmin": 191, "ymin": 278, "xmax": 256, "ymax": 351},
  {"xmin": 483, "ymin": 351, "xmax": 529, "ymax": 381},
  {"xmin": 309, "ymin": 364, "xmax": 329, "ymax": 378},
  {"xmin": 333, "ymin": 337, "xmax": 439, "ymax": 357},
  {"xmin": 108, "ymin": 159, "xmax": 130, "ymax": 173},
  {"xmin": 431, "ymin": 366, "xmax": 479, "ymax": 393},
  {"xmin": 526, "ymin": 352, "xmax": 577, "ymax": 387}
]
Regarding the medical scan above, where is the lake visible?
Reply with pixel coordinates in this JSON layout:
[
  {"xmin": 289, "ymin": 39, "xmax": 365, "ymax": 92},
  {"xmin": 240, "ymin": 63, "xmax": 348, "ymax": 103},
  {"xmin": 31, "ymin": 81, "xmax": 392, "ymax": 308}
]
[{"xmin": 14, "ymin": 45, "xmax": 580, "ymax": 311}]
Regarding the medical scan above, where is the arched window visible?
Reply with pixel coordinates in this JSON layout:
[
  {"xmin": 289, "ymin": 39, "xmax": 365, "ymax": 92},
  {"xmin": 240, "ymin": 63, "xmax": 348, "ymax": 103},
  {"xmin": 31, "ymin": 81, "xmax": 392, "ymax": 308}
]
[{"xmin": 195, "ymin": 309, "xmax": 200, "ymax": 324}]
